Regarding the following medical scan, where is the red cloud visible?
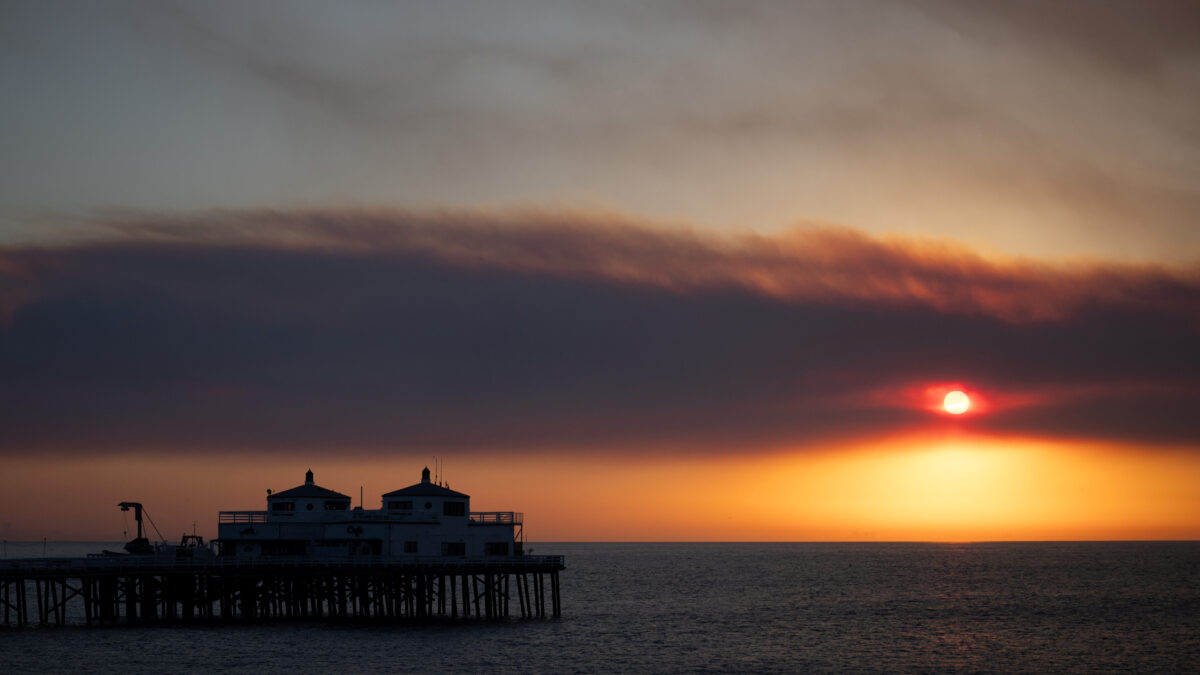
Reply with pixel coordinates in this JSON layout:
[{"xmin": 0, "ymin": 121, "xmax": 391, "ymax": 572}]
[{"xmin": 78, "ymin": 208, "xmax": 1200, "ymax": 324}]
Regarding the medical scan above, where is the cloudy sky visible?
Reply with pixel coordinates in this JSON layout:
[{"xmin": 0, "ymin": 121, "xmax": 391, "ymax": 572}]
[{"xmin": 1, "ymin": 1, "xmax": 1197, "ymax": 541}]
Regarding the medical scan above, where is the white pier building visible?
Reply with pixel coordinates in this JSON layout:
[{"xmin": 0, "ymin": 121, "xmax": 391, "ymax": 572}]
[{"xmin": 216, "ymin": 468, "xmax": 524, "ymax": 559}]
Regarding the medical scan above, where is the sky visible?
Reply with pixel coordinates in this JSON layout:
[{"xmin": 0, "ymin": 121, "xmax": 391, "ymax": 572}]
[{"xmin": 1, "ymin": 1, "xmax": 1198, "ymax": 542}]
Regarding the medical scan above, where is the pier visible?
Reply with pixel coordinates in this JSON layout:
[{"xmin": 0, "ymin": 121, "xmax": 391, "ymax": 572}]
[{"xmin": 0, "ymin": 555, "xmax": 564, "ymax": 627}]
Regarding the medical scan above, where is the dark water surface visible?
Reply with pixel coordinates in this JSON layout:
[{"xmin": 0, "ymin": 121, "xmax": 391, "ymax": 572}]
[{"xmin": 2, "ymin": 542, "xmax": 1197, "ymax": 672}]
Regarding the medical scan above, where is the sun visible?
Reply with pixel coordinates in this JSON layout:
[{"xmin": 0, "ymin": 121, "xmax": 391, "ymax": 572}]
[{"xmin": 944, "ymin": 390, "xmax": 970, "ymax": 415}]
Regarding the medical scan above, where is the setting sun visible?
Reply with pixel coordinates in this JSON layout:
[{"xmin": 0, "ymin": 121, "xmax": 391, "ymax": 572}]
[{"xmin": 944, "ymin": 390, "xmax": 970, "ymax": 414}]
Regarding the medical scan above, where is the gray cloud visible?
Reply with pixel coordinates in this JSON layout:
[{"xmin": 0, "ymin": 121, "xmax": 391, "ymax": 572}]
[
  {"xmin": 909, "ymin": 0, "xmax": 1200, "ymax": 78},
  {"xmin": 6, "ymin": 1, "xmax": 1196, "ymax": 261}
]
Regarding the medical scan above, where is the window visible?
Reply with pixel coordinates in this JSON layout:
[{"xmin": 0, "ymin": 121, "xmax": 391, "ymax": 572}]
[
  {"xmin": 388, "ymin": 501, "xmax": 413, "ymax": 511},
  {"xmin": 441, "ymin": 542, "xmax": 465, "ymax": 556},
  {"xmin": 271, "ymin": 501, "xmax": 295, "ymax": 512},
  {"xmin": 485, "ymin": 542, "xmax": 508, "ymax": 556},
  {"xmin": 261, "ymin": 540, "xmax": 306, "ymax": 556},
  {"xmin": 443, "ymin": 501, "xmax": 465, "ymax": 517},
  {"xmin": 403, "ymin": 541, "xmax": 418, "ymax": 554},
  {"xmin": 325, "ymin": 501, "xmax": 348, "ymax": 510}
]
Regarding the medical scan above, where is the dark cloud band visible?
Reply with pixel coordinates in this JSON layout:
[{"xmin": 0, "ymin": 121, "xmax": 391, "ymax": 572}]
[{"xmin": 1, "ymin": 211, "xmax": 1197, "ymax": 454}]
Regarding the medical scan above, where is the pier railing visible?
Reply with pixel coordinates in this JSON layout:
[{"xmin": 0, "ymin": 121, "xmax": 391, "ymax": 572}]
[
  {"xmin": 218, "ymin": 511, "xmax": 267, "ymax": 524},
  {"xmin": 217, "ymin": 510, "xmax": 524, "ymax": 524},
  {"xmin": 0, "ymin": 554, "xmax": 565, "ymax": 574},
  {"xmin": 470, "ymin": 511, "xmax": 523, "ymax": 524}
]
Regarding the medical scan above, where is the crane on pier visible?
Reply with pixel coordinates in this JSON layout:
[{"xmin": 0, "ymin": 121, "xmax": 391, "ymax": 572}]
[{"xmin": 118, "ymin": 501, "xmax": 164, "ymax": 555}]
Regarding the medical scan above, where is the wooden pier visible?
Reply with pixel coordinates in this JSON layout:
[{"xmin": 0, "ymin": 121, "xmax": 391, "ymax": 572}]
[{"xmin": 0, "ymin": 555, "xmax": 563, "ymax": 627}]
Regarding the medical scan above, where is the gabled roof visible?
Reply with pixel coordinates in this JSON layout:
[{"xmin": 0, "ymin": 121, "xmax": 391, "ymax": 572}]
[
  {"xmin": 382, "ymin": 483, "xmax": 469, "ymax": 499},
  {"xmin": 268, "ymin": 469, "xmax": 351, "ymax": 501},
  {"xmin": 382, "ymin": 467, "xmax": 469, "ymax": 499},
  {"xmin": 270, "ymin": 484, "xmax": 351, "ymax": 500}
]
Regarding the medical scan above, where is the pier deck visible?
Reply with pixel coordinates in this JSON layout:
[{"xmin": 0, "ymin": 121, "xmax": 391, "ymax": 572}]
[{"xmin": 0, "ymin": 555, "xmax": 564, "ymax": 627}]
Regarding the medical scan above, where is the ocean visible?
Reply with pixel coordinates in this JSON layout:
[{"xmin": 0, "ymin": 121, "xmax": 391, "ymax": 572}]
[{"xmin": 1, "ymin": 542, "xmax": 1197, "ymax": 673}]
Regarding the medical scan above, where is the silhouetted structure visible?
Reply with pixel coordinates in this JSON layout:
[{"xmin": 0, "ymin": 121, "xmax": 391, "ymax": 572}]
[
  {"xmin": 0, "ymin": 469, "xmax": 564, "ymax": 626},
  {"xmin": 217, "ymin": 469, "xmax": 526, "ymax": 559},
  {"xmin": 0, "ymin": 555, "xmax": 563, "ymax": 626}
]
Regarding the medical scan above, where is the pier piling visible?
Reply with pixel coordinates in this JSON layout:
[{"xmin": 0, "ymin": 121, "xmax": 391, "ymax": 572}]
[{"xmin": 0, "ymin": 556, "xmax": 563, "ymax": 627}]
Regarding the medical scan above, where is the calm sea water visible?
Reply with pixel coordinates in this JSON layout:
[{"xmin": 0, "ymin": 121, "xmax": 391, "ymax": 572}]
[{"xmin": 1, "ymin": 542, "xmax": 1197, "ymax": 673}]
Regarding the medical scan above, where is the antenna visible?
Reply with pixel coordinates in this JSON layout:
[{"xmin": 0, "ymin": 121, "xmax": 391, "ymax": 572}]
[{"xmin": 360, "ymin": 486, "xmax": 364, "ymax": 510}]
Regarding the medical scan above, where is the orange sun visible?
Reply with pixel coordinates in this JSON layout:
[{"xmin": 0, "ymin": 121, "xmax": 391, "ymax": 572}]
[{"xmin": 943, "ymin": 390, "xmax": 970, "ymax": 415}]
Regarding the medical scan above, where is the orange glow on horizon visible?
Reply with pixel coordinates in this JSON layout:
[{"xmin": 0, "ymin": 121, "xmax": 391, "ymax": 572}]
[{"xmin": 1, "ymin": 434, "xmax": 1198, "ymax": 543}]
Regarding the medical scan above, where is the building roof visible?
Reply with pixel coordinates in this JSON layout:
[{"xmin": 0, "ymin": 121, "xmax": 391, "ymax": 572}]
[
  {"xmin": 382, "ymin": 467, "xmax": 469, "ymax": 499},
  {"xmin": 382, "ymin": 483, "xmax": 469, "ymax": 499},
  {"xmin": 268, "ymin": 469, "xmax": 351, "ymax": 501}
]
